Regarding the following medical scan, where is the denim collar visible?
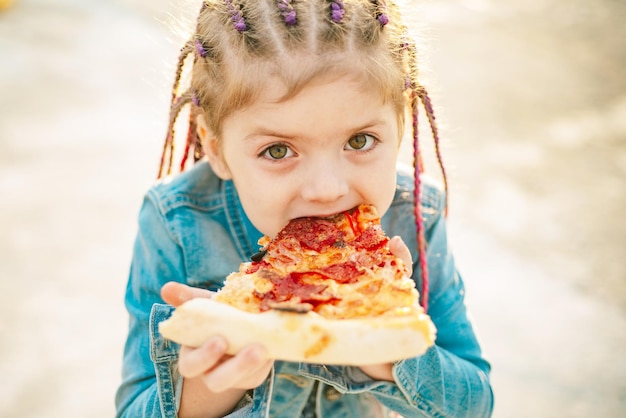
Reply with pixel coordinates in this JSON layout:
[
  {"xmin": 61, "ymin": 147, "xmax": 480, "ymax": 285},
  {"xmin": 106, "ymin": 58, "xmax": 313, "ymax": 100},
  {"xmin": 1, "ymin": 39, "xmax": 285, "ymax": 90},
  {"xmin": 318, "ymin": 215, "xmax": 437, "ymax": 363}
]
[{"xmin": 222, "ymin": 180, "xmax": 263, "ymax": 260}]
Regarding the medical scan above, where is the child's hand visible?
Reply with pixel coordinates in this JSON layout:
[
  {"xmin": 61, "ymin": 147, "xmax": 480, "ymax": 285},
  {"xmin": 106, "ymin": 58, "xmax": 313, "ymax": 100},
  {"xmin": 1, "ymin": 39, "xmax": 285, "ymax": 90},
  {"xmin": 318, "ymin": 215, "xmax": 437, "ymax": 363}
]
[
  {"xmin": 160, "ymin": 282, "xmax": 274, "ymax": 394},
  {"xmin": 177, "ymin": 337, "xmax": 273, "ymax": 392},
  {"xmin": 358, "ymin": 363, "xmax": 394, "ymax": 382}
]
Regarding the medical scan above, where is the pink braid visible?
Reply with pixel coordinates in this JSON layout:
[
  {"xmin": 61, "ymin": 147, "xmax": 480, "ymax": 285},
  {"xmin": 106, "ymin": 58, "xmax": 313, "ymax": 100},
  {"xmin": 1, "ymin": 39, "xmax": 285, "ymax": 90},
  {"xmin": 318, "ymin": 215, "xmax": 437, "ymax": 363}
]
[
  {"xmin": 412, "ymin": 92, "xmax": 429, "ymax": 312},
  {"xmin": 417, "ymin": 87, "xmax": 449, "ymax": 216},
  {"xmin": 157, "ymin": 132, "xmax": 171, "ymax": 178},
  {"xmin": 158, "ymin": 91, "xmax": 192, "ymax": 178}
]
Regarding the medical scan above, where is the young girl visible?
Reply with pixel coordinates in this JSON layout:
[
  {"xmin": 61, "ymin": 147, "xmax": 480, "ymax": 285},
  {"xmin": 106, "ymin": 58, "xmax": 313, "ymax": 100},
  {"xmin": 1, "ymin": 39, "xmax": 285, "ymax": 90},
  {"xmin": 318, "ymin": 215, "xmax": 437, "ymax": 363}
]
[{"xmin": 115, "ymin": 1, "xmax": 493, "ymax": 417}]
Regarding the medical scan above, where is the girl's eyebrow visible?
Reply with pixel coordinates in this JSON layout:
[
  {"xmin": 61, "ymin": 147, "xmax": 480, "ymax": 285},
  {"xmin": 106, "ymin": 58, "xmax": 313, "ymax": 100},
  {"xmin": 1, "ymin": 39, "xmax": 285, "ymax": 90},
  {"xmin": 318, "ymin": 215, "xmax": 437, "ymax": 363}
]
[
  {"xmin": 351, "ymin": 119, "xmax": 388, "ymax": 132},
  {"xmin": 242, "ymin": 128, "xmax": 294, "ymax": 142},
  {"xmin": 243, "ymin": 119, "xmax": 389, "ymax": 142}
]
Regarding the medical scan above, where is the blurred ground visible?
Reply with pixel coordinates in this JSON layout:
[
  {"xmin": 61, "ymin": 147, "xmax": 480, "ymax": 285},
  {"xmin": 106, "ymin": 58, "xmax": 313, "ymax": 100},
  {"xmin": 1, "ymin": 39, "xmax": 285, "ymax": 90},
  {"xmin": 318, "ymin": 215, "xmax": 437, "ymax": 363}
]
[{"xmin": 0, "ymin": 0, "xmax": 624, "ymax": 417}]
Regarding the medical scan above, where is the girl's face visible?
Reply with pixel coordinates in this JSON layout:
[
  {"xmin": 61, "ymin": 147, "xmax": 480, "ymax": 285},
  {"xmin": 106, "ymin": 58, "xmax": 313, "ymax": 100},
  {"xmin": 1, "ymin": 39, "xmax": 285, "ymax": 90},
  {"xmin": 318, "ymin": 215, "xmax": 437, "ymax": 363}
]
[{"xmin": 205, "ymin": 74, "xmax": 401, "ymax": 238}]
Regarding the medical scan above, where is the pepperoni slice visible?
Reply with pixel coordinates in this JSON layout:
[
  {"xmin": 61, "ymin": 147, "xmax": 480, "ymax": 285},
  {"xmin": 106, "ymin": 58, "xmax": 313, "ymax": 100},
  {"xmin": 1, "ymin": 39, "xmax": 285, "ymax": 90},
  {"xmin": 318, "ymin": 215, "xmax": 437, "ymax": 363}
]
[
  {"xmin": 255, "ymin": 272, "xmax": 331, "ymax": 311},
  {"xmin": 277, "ymin": 218, "xmax": 344, "ymax": 252}
]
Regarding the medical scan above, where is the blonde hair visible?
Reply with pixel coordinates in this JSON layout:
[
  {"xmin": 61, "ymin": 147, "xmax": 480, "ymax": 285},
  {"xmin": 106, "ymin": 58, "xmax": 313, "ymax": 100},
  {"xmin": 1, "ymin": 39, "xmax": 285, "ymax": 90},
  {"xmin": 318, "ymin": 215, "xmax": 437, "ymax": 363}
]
[{"xmin": 159, "ymin": 0, "xmax": 446, "ymax": 311}]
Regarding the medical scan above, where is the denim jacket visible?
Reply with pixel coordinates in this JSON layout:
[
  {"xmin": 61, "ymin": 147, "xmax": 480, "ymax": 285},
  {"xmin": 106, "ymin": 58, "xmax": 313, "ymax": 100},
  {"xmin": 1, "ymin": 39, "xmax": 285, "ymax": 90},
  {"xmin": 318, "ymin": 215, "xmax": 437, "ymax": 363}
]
[{"xmin": 115, "ymin": 161, "xmax": 493, "ymax": 417}]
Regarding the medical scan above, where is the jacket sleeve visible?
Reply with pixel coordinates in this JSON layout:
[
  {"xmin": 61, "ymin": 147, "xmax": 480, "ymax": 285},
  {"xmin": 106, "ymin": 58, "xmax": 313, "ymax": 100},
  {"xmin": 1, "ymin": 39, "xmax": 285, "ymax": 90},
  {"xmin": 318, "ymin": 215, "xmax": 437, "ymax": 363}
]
[
  {"xmin": 115, "ymin": 191, "xmax": 187, "ymax": 418},
  {"xmin": 381, "ymin": 204, "xmax": 493, "ymax": 417},
  {"xmin": 370, "ymin": 201, "xmax": 493, "ymax": 417},
  {"xmin": 300, "ymin": 192, "xmax": 494, "ymax": 417}
]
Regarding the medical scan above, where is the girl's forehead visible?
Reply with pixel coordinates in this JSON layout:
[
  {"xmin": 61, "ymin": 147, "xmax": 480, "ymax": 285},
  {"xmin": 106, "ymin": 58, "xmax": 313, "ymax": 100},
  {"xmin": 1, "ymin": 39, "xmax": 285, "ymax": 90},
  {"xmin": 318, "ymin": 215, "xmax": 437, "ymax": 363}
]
[
  {"xmin": 271, "ymin": 69, "xmax": 372, "ymax": 101},
  {"xmin": 246, "ymin": 52, "xmax": 391, "ymax": 103},
  {"xmin": 259, "ymin": 75, "xmax": 385, "ymax": 111},
  {"xmin": 207, "ymin": 49, "xmax": 406, "ymax": 135}
]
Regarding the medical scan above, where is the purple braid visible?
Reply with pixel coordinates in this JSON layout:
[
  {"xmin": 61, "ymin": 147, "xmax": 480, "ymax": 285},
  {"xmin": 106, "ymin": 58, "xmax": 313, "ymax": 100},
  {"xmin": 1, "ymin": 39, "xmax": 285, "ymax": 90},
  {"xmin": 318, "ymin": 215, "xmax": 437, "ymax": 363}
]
[
  {"xmin": 277, "ymin": 0, "xmax": 297, "ymax": 26},
  {"xmin": 400, "ymin": 31, "xmax": 410, "ymax": 50},
  {"xmin": 402, "ymin": 34, "xmax": 411, "ymax": 90},
  {"xmin": 329, "ymin": 0, "xmax": 345, "ymax": 23},
  {"xmin": 225, "ymin": 0, "xmax": 247, "ymax": 32},
  {"xmin": 404, "ymin": 75, "xmax": 411, "ymax": 91}
]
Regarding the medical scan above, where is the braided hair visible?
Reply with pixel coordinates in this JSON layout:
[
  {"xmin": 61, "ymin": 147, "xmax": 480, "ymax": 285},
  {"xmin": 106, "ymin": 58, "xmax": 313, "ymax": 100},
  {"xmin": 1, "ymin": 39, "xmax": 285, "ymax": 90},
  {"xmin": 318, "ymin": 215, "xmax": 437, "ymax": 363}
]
[{"xmin": 158, "ymin": 0, "xmax": 447, "ymax": 312}]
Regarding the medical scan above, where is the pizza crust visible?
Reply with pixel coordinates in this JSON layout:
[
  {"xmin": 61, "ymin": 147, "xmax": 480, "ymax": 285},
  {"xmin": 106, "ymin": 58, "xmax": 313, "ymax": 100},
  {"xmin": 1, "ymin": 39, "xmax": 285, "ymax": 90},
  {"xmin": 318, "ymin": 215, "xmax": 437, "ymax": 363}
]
[{"xmin": 159, "ymin": 298, "xmax": 436, "ymax": 365}]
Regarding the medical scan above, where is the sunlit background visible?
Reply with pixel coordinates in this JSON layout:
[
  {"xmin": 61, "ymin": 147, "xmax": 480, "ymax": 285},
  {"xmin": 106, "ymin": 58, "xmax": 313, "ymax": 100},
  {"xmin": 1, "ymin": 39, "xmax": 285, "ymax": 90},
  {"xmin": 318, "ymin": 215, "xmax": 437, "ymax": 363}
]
[{"xmin": 1, "ymin": 0, "xmax": 624, "ymax": 416}]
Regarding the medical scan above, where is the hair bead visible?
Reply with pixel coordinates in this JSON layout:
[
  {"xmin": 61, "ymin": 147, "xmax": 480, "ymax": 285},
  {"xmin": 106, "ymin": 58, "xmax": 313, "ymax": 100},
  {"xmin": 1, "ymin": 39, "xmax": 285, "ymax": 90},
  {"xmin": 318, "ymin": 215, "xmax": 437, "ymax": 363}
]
[
  {"xmin": 195, "ymin": 39, "xmax": 207, "ymax": 58},
  {"xmin": 400, "ymin": 32, "xmax": 410, "ymax": 50},
  {"xmin": 372, "ymin": 0, "xmax": 389, "ymax": 26},
  {"xmin": 225, "ymin": 0, "xmax": 247, "ymax": 32},
  {"xmin": 329, "ymin": 1, "xmax": 345, "ymax": 23},
  {"xmin": 277, "ymin": 0, "xmax": 297, "ymax": 26}
]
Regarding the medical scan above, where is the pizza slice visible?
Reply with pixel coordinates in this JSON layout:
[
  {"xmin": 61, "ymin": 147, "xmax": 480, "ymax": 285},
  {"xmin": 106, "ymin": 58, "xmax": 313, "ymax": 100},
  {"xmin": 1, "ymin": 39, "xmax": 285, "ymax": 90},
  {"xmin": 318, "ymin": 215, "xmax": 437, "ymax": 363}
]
[{"xmin": 159, "ymin": 204, "xmax": 436, "ymax": 365}]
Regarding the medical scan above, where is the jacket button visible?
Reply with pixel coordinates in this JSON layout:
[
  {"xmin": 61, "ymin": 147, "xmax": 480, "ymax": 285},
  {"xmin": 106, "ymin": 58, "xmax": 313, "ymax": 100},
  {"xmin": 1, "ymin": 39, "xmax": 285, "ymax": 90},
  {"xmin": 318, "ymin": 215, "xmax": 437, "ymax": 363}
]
[{"xmin": 324, "ymin": 386, "xmax": 341, "ymax": 402}]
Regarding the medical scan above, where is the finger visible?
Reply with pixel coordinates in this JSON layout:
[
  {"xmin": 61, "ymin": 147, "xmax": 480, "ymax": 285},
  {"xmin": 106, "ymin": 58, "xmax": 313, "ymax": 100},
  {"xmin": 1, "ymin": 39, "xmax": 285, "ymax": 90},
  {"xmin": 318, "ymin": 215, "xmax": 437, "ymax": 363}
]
[
  {"xmin": 161, "ymin": 282, "xmax": 215, "ymax": 307},
  {"xmin": 201, "ymin": 344, "xmax": 270, "ymax": 392},
  {"xmin": 389, "ymin": 236, "xmax": 413, "ymax": 277},
  {"xmin": 202, "ymin": 345, "xmax": 270, "ymax": 392},
  {"xmin": 177, "ymin": 336, "xmax": 228, "ymax": 378},
  {"xmin": 358, "ymin": 362, "xmax": 393, "ymax": 381}
]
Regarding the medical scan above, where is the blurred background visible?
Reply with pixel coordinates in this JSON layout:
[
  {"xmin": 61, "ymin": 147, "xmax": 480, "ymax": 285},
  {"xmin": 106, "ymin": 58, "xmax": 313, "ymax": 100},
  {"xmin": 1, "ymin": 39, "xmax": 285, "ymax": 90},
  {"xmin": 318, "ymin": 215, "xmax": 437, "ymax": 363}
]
[{"xmin": 0, "ymin": 0, "xmax": 624, "ymax": 416}]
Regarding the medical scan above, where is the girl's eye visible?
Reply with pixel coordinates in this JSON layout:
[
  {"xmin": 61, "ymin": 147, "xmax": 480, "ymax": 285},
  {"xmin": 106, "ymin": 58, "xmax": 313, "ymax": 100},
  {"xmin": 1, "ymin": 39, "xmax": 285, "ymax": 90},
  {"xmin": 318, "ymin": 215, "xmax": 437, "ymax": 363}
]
[
  {"xmin": 345, "ymin": 134, "xmax": 376, "ymax": 151},
  {"xmin": 262, "ymin": 143, "xmax": 293, "ymax": 160}
]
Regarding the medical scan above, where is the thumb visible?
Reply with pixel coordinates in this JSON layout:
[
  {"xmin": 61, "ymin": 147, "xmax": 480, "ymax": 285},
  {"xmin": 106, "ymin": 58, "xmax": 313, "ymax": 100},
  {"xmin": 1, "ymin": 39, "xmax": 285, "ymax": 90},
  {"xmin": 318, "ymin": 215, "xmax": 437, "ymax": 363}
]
[
  {"xmin": 389, "ymin": 236, "xmax": 413, "ymax": 277},
  {"xmin": 161, "ymin": 282, "xmax": 215, "ymax": 307}
]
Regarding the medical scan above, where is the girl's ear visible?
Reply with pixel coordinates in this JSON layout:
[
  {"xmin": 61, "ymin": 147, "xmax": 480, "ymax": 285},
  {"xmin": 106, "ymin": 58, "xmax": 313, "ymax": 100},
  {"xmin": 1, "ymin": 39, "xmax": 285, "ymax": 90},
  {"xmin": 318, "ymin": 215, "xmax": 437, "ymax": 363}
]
[{"xmin": 196, "ymin": 114, "xmax": 232, "ymax": 180}]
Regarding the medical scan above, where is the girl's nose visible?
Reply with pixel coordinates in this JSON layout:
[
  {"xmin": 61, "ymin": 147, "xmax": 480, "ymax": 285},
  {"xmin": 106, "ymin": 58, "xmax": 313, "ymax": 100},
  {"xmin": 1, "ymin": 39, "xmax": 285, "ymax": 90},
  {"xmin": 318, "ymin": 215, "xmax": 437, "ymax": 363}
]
[{"xmin": 300, "ymin": 159, "xmax": 349, "ymax": 203}]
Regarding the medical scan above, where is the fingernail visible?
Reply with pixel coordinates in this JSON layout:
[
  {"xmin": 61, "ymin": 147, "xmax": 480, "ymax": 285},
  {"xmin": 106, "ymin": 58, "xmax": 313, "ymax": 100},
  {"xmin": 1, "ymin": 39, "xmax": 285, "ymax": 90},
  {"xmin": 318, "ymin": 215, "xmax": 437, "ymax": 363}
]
[
  {"xmin": 248, "ymin": 346, "xmax": 267, "ymax": 362},
  {"xmin": 210, "ymin": 338, "xmax": 226, "ymax": 353}
]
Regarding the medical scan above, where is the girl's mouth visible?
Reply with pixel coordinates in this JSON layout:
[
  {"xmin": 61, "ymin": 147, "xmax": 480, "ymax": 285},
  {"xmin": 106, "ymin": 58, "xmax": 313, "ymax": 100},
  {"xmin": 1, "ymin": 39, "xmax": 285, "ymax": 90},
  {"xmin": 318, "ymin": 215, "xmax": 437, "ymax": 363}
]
[{"xmin": 298, "ymin": 205, "xmax": 361, "ymax": 220}]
